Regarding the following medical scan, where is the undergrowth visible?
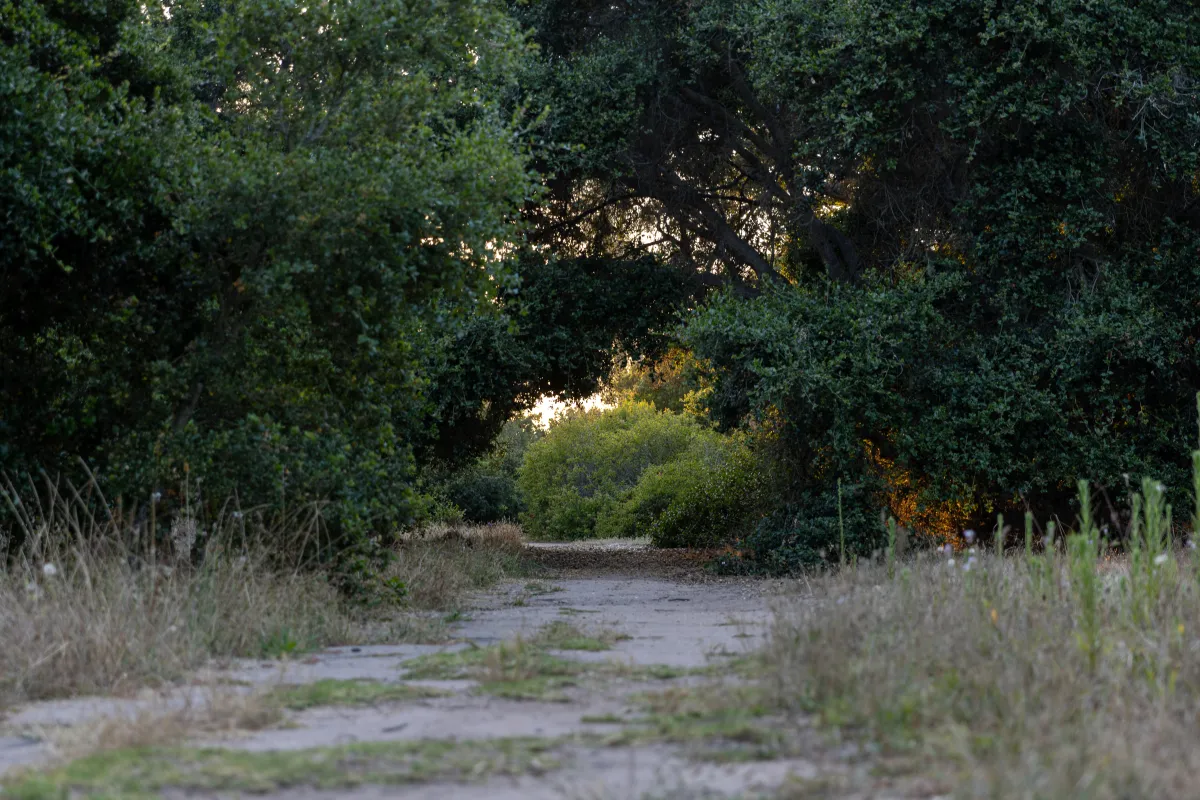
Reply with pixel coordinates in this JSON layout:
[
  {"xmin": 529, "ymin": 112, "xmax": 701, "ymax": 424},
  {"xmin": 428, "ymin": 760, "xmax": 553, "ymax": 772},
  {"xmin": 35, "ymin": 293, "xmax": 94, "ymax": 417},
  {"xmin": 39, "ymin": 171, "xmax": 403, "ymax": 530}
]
[
  {"xmin": 767, "ymin": 465, "xmax": 1200, "ymax": 798},
  {"xmin": 0, "ymin": 478, "xmax": 531, "ymax": 710}
]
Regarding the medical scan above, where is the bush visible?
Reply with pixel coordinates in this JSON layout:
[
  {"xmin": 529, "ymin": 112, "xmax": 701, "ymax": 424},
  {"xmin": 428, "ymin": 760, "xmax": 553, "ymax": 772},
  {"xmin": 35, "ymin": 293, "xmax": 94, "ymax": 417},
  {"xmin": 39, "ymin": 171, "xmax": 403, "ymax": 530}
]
[
  {"xmin": 0, "ymin": 0, "xmax": 535, "ymax": 554},
  {"xmin": 685, "ymin": 270, "xmax": 1200, "ymax": 570},
  {"xmin": 518, "ymin": 403, "xmax": 705, "ymax": 540},
  {"xmin": 421, "ymin": 418, "xmax": 540, "ymax": 525},
  {"xmin": 518, "ymin": 402, "xmax": 763, "ymax": 544},
  {"xmin": 716, "ymin": 481, "xmax": 886, "ymax": 575},
  {"xmin": 624, "ymin": 435, "xmax": 765, "ymax": 548}
]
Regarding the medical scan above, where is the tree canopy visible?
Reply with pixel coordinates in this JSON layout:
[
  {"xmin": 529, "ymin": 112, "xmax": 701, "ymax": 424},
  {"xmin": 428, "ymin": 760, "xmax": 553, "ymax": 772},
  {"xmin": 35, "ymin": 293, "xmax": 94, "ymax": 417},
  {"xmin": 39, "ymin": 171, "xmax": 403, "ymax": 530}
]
[
  {"xmin": 517, "ymin": 0, "xmax": 1200, "ymax": 529},
  {"xmin": 1, "ymin": 0, "xmax": 538, "ymax": 536},
  {"xmin": 6, "ymin": 0, "xmax": 1200, "ymax": 561}
]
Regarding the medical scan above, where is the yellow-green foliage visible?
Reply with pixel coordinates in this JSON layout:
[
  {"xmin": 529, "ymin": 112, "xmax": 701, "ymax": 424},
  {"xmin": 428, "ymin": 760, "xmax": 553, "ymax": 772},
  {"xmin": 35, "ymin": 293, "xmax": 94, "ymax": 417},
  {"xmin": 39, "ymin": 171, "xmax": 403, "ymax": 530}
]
[{"xmin": 518, "ymin": 403, "xmax": 761, "ymax": 544}]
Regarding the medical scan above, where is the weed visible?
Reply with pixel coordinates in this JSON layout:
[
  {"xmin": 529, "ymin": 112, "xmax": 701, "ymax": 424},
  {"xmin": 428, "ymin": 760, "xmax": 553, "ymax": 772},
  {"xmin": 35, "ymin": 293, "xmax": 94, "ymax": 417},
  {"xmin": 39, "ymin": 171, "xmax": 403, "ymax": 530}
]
[
  {"xmin": 264, "ymin": 679, "xmax": 448, "ymax": 710},
  {"xmin": 531, "ymin": 621, "xmax": 626, "ymax": 651},
  {"xmin": 401, "ymin": 640, "xmax": 688, "ymax": 701},
  {"xmin": 764, "ymin": 452, "xmax": 1200, "ymax": 797}
]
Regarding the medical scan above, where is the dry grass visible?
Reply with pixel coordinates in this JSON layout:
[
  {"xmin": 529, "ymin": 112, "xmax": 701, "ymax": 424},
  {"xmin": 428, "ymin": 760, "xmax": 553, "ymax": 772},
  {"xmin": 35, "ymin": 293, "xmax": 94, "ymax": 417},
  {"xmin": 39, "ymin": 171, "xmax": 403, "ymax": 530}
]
[
  {"xmin": 0, "ymin": 480, "xmax": 532, "ymax": 711},
  {"xmin": 390, "ymin": 521, "xmax": 532, "ymax": 609},
  {"xmin": 766, "ymin": 548, "xmax": 1200, "ymax": 798},
  {"xmin": 0, "ymin": 542, "xmax": 356, "ymax": 709},
  {"xmin": 43, "ymin": 686, "xmax": 283, "ymax": 762}
]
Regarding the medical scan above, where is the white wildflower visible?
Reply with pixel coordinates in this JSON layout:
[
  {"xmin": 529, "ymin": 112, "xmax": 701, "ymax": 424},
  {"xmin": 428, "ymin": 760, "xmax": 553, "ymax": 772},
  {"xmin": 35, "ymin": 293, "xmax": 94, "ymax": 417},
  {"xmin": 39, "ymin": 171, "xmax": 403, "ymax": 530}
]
[
  {"xmin": 42, "ymin": 563, "xmax": 57, "ymax": 578},
  {"xmin": 963, "ymin": 529, "xmax": 976, "ymax": 543},
  {"xmin": 947, "ymin": 559, "xmax": 957, "ymax": 568},
  {"xmin": 1154, "ymin": 553, "xmax": 1169, "ymax": 566},
  {"xmin": 151, "ymin": 491, "xmax": 163, "ymax": 503}
]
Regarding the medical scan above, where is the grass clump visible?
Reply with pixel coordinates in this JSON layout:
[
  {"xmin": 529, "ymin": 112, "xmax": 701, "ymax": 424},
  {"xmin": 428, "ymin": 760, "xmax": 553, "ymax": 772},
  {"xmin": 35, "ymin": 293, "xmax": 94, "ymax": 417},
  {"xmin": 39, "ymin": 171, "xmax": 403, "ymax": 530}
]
[
  {"xmin": 764, "ymin": 471, "xmax": 1200, "ymax": 798},
  {"xmin": 391, "ymin": 522, "xmax": 534, "ymax": 610},
  {"xmin": 403, "ymin": 640, "xmax": 586, "ymax": 701},
  {"xmin": 1, "ymin": 737, "xmax": 563, "ymax": 798},
  {"xmin": 605, "ymin": 684, "xmax": 782, "ymax": 762},
  {"xmin": 402, "ymin": 630, "xmax": 685, "ymax": 701},
  {"xmin": 0, "ymin": 514, "xmax": 355, "ymax": 708},
  {"xmin": 530, "ymin": 621, "xmax": 628, "ymax": 651},
  {"xmin": 264, "ymin": 679, "xmax": 448, "ymax": 710}
]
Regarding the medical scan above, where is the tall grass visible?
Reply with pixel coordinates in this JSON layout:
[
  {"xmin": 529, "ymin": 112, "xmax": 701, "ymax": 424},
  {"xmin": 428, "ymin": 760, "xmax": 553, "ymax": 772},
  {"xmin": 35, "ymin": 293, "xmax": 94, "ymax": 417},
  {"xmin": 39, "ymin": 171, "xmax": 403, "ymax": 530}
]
[
  {"xmin": 0, "ymin": 477, "xmax": 357, "ymax": 708},
  {"xmin": 0, "ymin": 478, "xmax": 531, "ymax": 710},
  {"xmin": 765, "ymin": 470, "xmax": 1200, "ymax": 798}
]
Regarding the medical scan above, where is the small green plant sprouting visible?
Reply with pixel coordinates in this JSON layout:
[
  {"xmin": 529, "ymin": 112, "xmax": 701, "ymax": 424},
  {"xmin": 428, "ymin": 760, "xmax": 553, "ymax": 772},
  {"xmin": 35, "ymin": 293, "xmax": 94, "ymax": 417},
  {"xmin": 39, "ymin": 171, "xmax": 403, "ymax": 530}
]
[
  {"xmin": 885, "ymin": 516, "xmax": 897, "ymax": 579},
  {"xmin": 1028, "ymin": 517, "xmax": 1055, "ymax": 603},
  {"xmin": 1128, "ymin": 476, "xmax": 1174, "ymax": 624},
  {"xmin": 837, "ymin": 478, "xmax": 846, "ymax": 570},
  {"xmin": 1024, "ymin": 511, "xmax": 1034, "ymax": 562},
  {"xmin": 260, "ymin": 627, "xmax": 301, "ymax": 658},
  {"xmin": 1068, "ymin": 480, "xmax": 1103, "ymax": 672},
  {"xmin": 995, "ymin": 513, "xmax": 1005, "ymax": 560}
]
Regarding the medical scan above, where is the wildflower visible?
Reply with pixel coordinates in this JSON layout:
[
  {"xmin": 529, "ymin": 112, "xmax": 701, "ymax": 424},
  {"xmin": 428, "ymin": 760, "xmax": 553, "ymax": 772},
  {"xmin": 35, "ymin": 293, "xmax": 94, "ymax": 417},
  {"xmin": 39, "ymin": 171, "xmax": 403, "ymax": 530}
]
[
  {"xmin": 947, "ymin": 558, "xmax": 957, "ymax": 568},
  {"xmin": 42, "ymin": 563, "xmax": 57, "ymax": 578},
  {"xmin": 942, "ymin": 543, "xmax": 953, "ymax": 556},
  {"xmin": 990, "ymin": 608, "xmax": 999, "ymax": 624},
  {"xmin": 152, "ymin": 491, "xmax": 163, "ymax": 503},
  {"xmin": 1179, "ymin": 624, "xmax": 1186, "ymax": 636},
  {"xmin": 964, "ymin": 529, "xmax": 976, "ymax": 543},
  {"xmin": 1156, "ymin": 483, "xmax": 1166, "ymax": 493},
  {"xmin": 1154, "ymin": 553, "xmax": 1169, "ymax": 566},
  {"xmin": 963, "ymin": 556, "xmax": 977, "ymax": 572},
  {"xmin": 232, "ymin": 511, "xmax": 244, "ymax": 520},
  {"xmin": 1190, "ymin": 541, "xmax": 1197, "ymax": 551},
  {"xmin": 968, "ymin": 547, "xmax": 977, "ymax": 555}
]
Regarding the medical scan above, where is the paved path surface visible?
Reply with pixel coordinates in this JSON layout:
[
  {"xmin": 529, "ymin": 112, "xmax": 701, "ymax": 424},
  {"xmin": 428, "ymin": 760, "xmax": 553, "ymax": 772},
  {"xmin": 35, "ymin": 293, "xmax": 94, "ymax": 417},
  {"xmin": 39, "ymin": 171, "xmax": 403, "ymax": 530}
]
[{"xmin": 0, "ymin": 543, "xmax": 825, "ymax": 798}]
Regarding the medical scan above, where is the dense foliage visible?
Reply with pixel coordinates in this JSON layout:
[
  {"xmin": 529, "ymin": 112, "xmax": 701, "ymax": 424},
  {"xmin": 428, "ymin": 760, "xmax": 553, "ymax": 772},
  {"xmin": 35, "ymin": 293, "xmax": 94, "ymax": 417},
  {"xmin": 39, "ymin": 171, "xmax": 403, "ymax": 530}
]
[
  {"xmin": 9, "ymin": 0, "xmax": 1200, "ymax": 570},
  {"xmin": 517, "ymin": 0, "xmax": 1200, "ymax": 556},
  {"xmin": 518, "ymin": 403, "xmax": 760, "ymax": 544},
  {"xmin": 418, "ymin": 256, "xmax": 698, "ymax": 466},
  {"xmin": 2, "ymin": 1, "xmax": 589, "ymax": 554}
]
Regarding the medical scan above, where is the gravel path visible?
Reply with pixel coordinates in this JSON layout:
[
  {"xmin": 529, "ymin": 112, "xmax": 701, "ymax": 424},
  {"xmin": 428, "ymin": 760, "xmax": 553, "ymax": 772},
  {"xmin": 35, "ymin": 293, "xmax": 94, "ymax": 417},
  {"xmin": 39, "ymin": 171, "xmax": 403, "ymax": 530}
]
[{"xmin": 0, "ymin": 541, "xmax": 810, "ymax": 799}]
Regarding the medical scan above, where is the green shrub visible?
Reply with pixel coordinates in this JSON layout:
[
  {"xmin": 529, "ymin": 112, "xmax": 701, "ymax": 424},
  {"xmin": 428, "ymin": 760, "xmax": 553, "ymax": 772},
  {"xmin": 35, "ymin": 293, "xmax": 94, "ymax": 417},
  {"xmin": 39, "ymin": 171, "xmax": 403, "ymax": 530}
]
[
  {"xmin": 0, "ymin": 0, "xmax": 535, "ymax": 555},
  {"xmin": 518, "ymin": 402, "xmax": 763, "ymax": 544},
  {"xmin": 421, "ymin": 418, "xmax": 540, "ymax": 525},
  {"xmin": 715, "ymin": 481, "xmax": 886, "ymax": 576},
  {"xmin": 624, "ymin": 435, "xmax": 765, "ymax": 548},
  {"xmin": 518, "ymin": 403, "xmax": 705, "ymax": 540},
  {"xmin": 443, "ymin": 469, "xmax": 524, "ymax": 524}
]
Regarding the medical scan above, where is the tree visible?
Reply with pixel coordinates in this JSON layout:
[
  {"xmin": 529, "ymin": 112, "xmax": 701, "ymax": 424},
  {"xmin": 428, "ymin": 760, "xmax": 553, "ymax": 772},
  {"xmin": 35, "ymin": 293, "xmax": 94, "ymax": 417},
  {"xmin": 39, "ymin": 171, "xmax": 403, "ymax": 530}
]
[
  {"xmin": 419, "ymin": 256, "xmax": 698, "ymax": 465},
  {"xmin": 518, "ymin": 0, "xmax": 1200, "ymax": 540},
  {"xmin": 1, "ymin": 0, "xmax": 537, "ymax": 540}
]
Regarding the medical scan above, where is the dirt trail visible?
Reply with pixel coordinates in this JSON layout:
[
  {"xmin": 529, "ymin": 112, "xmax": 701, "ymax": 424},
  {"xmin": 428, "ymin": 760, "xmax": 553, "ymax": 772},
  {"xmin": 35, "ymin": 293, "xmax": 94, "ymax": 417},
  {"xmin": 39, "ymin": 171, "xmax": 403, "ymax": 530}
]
[{"xmin": 0, "ymin": 541, "xmax": 822, "ymax": 799}]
